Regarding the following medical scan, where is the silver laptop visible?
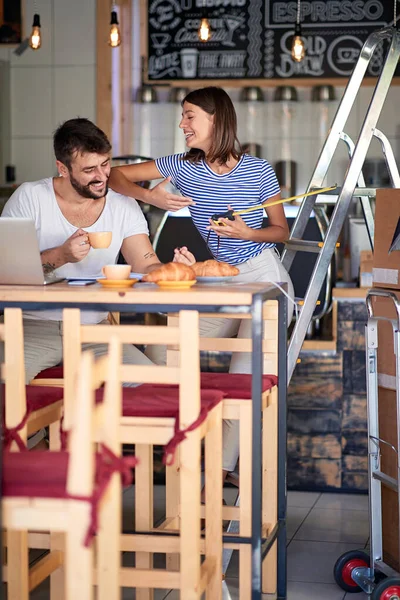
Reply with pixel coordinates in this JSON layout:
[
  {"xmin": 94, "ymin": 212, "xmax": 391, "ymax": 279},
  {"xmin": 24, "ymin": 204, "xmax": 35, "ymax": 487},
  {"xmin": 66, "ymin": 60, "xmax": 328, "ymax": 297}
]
[{"xmin": 0, "ymin": 218, "xmax": 64, "ymax": 285}]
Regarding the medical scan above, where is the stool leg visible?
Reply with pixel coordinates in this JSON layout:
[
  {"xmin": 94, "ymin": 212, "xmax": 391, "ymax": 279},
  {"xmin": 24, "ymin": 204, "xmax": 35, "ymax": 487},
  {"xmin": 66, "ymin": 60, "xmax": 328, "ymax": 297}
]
[
  {"xmin": 65, "ymin": 502, "xmax": 93, "ymax": 600},
  {"xmin": 262, "ymin": 394, "xmax": 278, "ymax": 594},
  {"xmin": 97, "ymin": 473, "xmax": 121, "ymax": 600},
  {"xmin": 135, "ymin": 444, "xmax": 154, "ymax": 600},
  {"xmin": 7, "ymin": 530, "xmax": 29, "ymax": 600},
  {"xmin": 180, "ymin": 428, "xmax": 201, "ymax": 599},
  {"xmin": 165, "ymin": 447, "xmax": 180, "ymax": 572},
  {"xmin": 205, "ymin": 404, "xmax": 223, "ymax": 599},
  {"xmin": 49, "ymin": 421, "xmax": 65, "ymax": 600},
  {"xmin": 239, "ymin": 404, "xmax": 252, "ymax": 599}
]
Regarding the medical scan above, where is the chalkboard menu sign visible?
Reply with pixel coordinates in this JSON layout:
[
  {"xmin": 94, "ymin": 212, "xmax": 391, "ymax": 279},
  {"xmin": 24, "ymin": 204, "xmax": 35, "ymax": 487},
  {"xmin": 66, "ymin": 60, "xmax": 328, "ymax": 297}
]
[{"xmin": 146, "ymin": 0, "xmax": 399, "ymax": 82}]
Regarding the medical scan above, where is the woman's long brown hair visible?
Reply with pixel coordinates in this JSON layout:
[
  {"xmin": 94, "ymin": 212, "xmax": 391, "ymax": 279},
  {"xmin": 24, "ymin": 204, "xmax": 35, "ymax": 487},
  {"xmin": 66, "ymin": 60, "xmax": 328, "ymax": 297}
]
[{"xmin": 181, "ymin": 87, "xmax": 242, "ymax": 165}]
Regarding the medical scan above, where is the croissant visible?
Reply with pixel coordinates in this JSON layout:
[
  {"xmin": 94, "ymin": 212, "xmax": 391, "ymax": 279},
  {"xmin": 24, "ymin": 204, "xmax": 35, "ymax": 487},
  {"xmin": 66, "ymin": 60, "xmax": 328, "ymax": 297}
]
[
  {"xmin": 191, "ymin": 260, "xmax": 240, "ymax": 277},
  {"xmin": 142, "ymin": 262, "xmax": 196, "ymax": 282}
]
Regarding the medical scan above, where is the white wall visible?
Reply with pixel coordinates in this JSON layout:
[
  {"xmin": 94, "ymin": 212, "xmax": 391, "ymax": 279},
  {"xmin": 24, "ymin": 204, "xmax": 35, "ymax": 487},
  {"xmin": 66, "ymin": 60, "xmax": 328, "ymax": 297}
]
[
  {"xmin": 131, "ymin": 83, "xmax": 400, "ymax": 196},
  {"xmin": 0, "ymin": 0, "xmax": 96, "ymax": 183}
]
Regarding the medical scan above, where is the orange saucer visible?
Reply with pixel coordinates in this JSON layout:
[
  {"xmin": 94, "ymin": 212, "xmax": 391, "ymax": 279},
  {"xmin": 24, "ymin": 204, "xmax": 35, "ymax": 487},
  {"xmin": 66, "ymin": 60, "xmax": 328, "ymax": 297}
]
[
  {"xmin": 156, "ymin": 280, "xmax": 196, "ymax": 290},
  {"xmin": 97, "ymin": 278, "xmax": 138, "ymax": 288}
]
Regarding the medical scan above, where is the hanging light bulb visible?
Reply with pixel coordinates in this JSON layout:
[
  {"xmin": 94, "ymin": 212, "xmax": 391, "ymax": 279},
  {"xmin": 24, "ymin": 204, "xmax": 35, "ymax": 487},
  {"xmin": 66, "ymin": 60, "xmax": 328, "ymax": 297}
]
[
  {"xmin": 198, "ymin": 17, "xmax": 211, "ymax": 42},
  {"xmin": 109, "ymin": 9, "xmax": 121, "ymax": 47},
  {"xmin": 291, "ymin": 0, "xmax": 305, "ymax": 63},
  {"xmin": 29, "ymin": 14, "xmax": 41, "ymax": 50},
  {"xmin": 291, "ymin": 22, "xmax": 305, "ymax": 62}
]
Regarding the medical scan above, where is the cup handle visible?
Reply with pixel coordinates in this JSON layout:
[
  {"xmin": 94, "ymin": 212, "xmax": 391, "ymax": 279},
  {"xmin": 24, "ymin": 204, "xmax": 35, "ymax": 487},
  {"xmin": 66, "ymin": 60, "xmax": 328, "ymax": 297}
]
[{"xmin": 101, "ymin": 266, "xmax": 105, "ymax": 276}]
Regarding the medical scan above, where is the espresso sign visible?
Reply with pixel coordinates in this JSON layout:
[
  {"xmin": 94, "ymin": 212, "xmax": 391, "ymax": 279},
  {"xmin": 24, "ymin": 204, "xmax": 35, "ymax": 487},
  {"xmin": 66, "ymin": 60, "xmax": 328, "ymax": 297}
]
[{"xmin": 147, "ymin": 0, "xmax": 399, "ymax": 81}]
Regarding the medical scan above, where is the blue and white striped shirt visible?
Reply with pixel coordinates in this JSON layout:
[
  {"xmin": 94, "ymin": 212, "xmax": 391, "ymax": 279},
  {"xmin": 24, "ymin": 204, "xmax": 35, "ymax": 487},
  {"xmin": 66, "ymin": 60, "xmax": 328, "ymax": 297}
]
[{"xmin": 155, "ymin": 153, "xmax": 281, "ymax": 265}]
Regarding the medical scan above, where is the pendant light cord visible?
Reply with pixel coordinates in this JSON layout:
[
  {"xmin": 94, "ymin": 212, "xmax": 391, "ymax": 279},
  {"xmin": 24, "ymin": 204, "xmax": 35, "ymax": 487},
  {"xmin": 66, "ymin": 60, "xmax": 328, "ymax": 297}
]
[{"xmin": 296, "ymin": 0, "xmax": 301, "ymax": 26}]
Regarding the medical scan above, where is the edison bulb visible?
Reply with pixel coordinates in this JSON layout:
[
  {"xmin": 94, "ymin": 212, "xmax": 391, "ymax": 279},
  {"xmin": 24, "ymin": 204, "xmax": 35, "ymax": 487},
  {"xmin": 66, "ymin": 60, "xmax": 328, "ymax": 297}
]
[
  {"xmin": 109, "ymin": 24, "xmax": 121, "ymax": 47},
  {"xmin": 291, "ymin": 36, "xmax": 305, "ymax": 62},
  {"xmin": 198, "ymin": 18, "xmax": 211, "ymax": 42},
  {"xmin": 109, "ymin": 10, "xmax": 121, "ymax": 47},
  {"xmin": 29, "ymin": 14, "xmax": 41, "ymax": 50}
]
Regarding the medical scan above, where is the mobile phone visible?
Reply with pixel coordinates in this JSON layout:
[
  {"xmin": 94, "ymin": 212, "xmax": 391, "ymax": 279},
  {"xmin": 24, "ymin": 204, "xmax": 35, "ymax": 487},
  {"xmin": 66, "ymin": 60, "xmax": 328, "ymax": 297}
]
[{"xmin": 68, "ymin": 279, "xmax": 96, "ymax": 286}]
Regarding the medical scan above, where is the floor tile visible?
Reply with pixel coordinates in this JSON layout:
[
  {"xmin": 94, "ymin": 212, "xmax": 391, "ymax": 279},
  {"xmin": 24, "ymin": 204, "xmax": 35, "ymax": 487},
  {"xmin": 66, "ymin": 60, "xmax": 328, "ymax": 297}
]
[
  {"xmin": 294, "ymin": 508, "xmax": 369, "ymax": 544},
  {"xmin": 287, "ymin": 507, "xmax": 311, "ymax": 540},
  {"xmin": 314, "ymin": 493, "xmax": 369, "ymax": 511},
  {"xmin": 223, "ymin": 577, "xmax": 346, "ymax": 599},
  {"xmin": 343, "ymin": 593, "xmax": 369, "ymax": 599},
  {"xmin": 287, "ymin": 540, "xmax": 367, "ymax": 584},
  {"xmin": 287, "ymin": 491, "xmax": 321, "ymax": 508}
]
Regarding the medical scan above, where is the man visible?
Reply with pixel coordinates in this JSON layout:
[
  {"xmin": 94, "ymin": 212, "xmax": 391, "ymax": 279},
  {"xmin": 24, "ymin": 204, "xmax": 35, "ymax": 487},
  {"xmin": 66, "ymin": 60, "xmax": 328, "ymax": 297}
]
[{"xmin": 1, "ymin": 117, "xmax": 166, "ymax": 384}]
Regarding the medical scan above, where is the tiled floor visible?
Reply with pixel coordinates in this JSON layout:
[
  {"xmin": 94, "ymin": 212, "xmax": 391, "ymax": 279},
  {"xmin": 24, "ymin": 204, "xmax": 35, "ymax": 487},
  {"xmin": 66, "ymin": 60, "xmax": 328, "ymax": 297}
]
[{"xmin": 25, "ymin": 488, "xmax": 370, "ymax": 599}]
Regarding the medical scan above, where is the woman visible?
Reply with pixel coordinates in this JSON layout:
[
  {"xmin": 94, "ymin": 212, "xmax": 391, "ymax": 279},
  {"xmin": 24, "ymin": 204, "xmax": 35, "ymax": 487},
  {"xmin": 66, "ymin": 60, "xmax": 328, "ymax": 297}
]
[{"xmin": 109, "ymin": 86, "xmax": 294, "ymax": 479}]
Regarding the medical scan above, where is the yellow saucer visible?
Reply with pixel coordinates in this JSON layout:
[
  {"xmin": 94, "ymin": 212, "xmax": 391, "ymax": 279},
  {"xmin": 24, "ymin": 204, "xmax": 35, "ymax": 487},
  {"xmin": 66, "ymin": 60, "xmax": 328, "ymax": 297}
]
[
  {"xmin": 97, "ymin": 278, "xmax": 138, "ymax": 288},
  {"xmin": 156, "ymin": 280, "xmax": 196, "ymax": 290}
]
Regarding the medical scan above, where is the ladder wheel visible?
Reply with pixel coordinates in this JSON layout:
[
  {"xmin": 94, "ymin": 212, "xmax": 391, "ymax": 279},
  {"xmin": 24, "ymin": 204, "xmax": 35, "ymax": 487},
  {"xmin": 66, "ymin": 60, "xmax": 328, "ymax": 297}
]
[
  {"xmin": 333, "ymin": 550, "xmax": 369, "ymax": 593},
  {"xmin": 371, "ymin": 577, "xmax": 400, "ymax": 600}
]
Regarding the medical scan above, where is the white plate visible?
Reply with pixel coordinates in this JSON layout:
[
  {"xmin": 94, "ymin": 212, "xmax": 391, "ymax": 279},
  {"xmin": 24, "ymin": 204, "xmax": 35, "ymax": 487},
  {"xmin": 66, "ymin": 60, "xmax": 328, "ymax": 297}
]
[{"xmin": 196, "ymin": 276, "xmax": 234, "ymax": 283}]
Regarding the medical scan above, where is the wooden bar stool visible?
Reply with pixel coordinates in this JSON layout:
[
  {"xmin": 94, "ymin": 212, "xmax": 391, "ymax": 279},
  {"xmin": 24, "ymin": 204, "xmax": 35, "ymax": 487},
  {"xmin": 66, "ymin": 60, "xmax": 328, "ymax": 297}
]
[
  {"xmin": 1, "ymin": 308, "xmax": 65, "ymax": 596},
  {"xmin": 61, "ymin": 308, "xmax": 224, "ymax": 599},
  {"xmin": 165, "ymin": 301, "xmax": 279, "ymax": 597},
  {"xmin": 3, "ymin": 337, "xmax": 135, "ymax": 600}
]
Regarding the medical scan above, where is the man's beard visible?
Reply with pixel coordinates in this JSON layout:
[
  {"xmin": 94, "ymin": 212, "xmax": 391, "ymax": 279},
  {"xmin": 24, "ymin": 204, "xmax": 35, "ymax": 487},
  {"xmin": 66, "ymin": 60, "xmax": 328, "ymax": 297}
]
[{"xmin": 69, "ymin": 172, "xmax": 109, "ymax": 199}]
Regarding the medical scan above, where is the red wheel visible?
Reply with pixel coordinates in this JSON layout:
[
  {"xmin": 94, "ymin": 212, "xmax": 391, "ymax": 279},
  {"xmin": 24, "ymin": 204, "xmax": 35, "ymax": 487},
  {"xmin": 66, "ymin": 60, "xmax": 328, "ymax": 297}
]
[
  {"xmin": 372, "ymin": 577, "xmax": 400, "ymax": 600},
  {"xmin": 333, "ymin": 550, "xmax": 370, "ymax": 593}
]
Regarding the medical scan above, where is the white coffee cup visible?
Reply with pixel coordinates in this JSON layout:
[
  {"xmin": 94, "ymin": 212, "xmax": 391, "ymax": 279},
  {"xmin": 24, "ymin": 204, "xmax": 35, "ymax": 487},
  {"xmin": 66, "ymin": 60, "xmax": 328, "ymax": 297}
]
[{"xmin": 101, "ymin": 264, "xmax": 131, "ymax": 280}]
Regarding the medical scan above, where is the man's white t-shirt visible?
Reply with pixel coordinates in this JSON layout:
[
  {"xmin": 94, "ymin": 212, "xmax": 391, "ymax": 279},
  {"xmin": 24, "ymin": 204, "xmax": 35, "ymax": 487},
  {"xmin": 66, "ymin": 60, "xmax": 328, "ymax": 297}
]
[{"xmin": 2, "ymin": 177, "xmax": 149, "ymax": 324}]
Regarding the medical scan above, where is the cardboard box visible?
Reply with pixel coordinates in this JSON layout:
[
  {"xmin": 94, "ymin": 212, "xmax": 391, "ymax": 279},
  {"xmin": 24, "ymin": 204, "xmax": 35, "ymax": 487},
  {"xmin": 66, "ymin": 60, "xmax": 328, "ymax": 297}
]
[
  {"xmin": 370, "ymin": 292, "xmax": 400, "ymax": 390},
  {"xmin": 373, "ymin": 189, "xmax": 400, "ymax": 289},
  {"xmin": 359, "ymin": 250, "xmax": 373, "ymax": 288},
  {"xmin": 378, "ymin": 387, "xmax": 400, "ymax": 571}
]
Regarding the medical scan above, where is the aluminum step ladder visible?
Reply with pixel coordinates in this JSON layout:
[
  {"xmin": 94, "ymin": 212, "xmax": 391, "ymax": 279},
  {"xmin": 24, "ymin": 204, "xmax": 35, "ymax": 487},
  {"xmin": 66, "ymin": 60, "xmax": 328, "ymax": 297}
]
[{"xmin": 283, "ymin": 25, "xmax": 400, "ymax": 383}]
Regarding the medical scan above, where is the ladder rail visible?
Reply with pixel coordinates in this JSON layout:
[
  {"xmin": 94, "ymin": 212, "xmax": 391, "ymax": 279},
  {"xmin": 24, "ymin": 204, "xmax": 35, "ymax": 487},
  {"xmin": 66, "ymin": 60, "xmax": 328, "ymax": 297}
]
[
  {"xmin": 340, "ymin": 131, "xmax": 375, "ymax": 248},
  {"xmin": 287, "ymin": 28, "xmax": 400, "ymax": 382},
  {"xmin": 373, "ymin": 128, "xmax": 400, "ymax": 187},
  {"xmin": 282, "ymin": 27, "xmax": 396, "ymax": 273}
]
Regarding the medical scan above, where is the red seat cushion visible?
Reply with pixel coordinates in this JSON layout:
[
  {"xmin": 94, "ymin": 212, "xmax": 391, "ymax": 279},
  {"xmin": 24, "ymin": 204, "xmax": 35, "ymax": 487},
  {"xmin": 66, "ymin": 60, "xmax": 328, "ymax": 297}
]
[
  {"xmin": 200, "ymin": 373, "xmax": 278, "ymax": 398},
  {"xmin": 33, "ymin": 365, "xmax": 64, "ymax": 380},
  {"xmin": 1, "ymin": 384, "xmax": 64, "ymax": 413},
  {"xmin": 3, "ymin": 446, "xmax": 137, "ymax": 546},
  {"xmin": 96, "ymin": 386, "xmax": 225, "ymax": 465}
]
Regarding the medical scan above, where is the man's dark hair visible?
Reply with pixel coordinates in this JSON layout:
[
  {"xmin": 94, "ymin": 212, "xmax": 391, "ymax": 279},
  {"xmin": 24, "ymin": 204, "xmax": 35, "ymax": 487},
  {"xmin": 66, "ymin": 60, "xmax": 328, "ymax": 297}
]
[{"xmin": 53, "ymin": 118, "xmax": 111, "ymax": 169}]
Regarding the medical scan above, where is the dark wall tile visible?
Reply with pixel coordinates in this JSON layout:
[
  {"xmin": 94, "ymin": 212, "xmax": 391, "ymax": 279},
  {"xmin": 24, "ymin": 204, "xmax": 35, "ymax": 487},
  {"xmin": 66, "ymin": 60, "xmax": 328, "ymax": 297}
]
[
  {"xmin": 342, "ymin": 431, "xmax": 368, "ymax": 455},
  {"xmin": 338, "ymin": 302, "xmax": 353, "ymax": 321},
  {"xmin": 288, "ymin": 409, "xmax": 342, "ymax": 434},
  {"xmin": 288, "ymin": 433, "xmax": 341, "ymax": 459},
  {"xmin": 288, "ymin": 457, "xmax": 341, "ymax": 489},
  {"xmin": 342, "ymin": 394, "xmax": 368, "ymax": 431},
  {"xmin": 342, "ymin": 472, "xmax": 368, "ymax": 491},
  {"xmin": 288, "ymin": 377, "xmax": 342, "ymax": 409},
  {"xmin": 292, "ymin": 355, "xmax": 342, "ymax": 377},
  {"xmin": 342, "ymin": 455, "xmax": 368, "ymax": 473},
  {"xmin": 337, "ymin": 321, "xmax": 366, "ymax": 351}
]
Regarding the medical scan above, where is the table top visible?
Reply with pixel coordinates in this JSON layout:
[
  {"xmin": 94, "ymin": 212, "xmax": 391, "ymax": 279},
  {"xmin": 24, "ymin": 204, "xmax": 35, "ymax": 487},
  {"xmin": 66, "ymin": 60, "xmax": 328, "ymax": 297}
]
[{"xmin": 0, "ymin": 280, "xmax": 283, "ymax": 312}]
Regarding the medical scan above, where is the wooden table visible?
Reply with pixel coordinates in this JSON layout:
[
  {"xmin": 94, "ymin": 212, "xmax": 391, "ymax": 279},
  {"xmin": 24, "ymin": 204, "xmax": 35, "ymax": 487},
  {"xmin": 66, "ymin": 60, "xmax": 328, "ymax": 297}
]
[{"xmin": 0, "ymin": 280, "xmax": 288, "ymax": 600}]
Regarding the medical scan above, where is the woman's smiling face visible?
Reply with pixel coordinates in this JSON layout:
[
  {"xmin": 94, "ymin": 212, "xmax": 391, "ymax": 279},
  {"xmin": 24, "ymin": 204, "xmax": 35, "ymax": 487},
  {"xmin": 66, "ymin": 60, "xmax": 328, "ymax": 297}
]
[{"xmin": 179, "ymin": 101, "xmax": 214, "ymax": 153}]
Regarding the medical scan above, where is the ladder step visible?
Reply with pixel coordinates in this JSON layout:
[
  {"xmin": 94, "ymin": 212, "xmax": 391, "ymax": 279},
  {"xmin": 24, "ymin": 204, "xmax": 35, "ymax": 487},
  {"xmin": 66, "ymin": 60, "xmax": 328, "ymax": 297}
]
[
  {"xmin": 286, "ymin": 239, "xmax": 340, "ymax": 253},
  {"xmin": 310, "ymin": 186, "xmax": 378, "ymax": 198}
]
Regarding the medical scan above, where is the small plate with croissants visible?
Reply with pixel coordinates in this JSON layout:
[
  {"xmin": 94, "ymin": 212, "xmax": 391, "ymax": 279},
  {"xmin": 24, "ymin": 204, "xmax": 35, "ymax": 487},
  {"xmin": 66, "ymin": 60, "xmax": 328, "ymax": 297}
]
[
  {"xmin": 141, "ymin": 262, "xmax": 196, "ymax": 289},
  {"xmin": 192, "ymin": 260, "xmax": 240, "ymax": 283}
]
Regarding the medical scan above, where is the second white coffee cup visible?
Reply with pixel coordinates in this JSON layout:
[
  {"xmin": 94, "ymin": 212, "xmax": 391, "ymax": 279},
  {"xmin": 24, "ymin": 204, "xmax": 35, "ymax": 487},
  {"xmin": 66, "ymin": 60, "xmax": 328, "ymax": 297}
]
[{"xmin": 102, "ymin": 264, "xmax": 132, "ymax": 280}]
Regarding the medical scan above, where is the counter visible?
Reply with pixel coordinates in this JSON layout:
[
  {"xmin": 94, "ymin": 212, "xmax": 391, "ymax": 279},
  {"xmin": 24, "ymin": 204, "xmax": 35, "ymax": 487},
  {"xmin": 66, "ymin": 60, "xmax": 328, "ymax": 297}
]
[{"xmin": 288, "ymin": 287, "xmax": 368, "ymax": 492}]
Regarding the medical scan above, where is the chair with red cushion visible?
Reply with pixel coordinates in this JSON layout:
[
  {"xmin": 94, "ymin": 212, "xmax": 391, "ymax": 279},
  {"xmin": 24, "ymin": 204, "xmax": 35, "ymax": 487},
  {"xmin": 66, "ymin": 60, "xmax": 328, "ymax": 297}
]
[
  {"xmin": 166, "ymin": 303, "xmax": 279, "ymax": 597},
  {"xmin": 3, "ymin": 338, "xmax": 136, "ymax": 600},
  {"xmin": 61, "ymin": 308, "xmax": 224, "ymax": 600}
]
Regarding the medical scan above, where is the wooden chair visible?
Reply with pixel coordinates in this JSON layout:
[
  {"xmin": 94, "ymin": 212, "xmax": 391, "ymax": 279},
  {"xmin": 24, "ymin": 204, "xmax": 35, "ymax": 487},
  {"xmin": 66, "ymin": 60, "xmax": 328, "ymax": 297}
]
[
  {"xmin": 165, "ymin": 301, "xmax": 279, "ymax": 597},
  {"xmin": 28, "ymin": 311, "xmax": 120, "ymax": 387},
  {"xmin": 3, "ymin": 336, "xmax": 135, "ymax": 600},
  {"xmin": 60, "ymin": 307, "xmax": 224, "ymax": 599}
]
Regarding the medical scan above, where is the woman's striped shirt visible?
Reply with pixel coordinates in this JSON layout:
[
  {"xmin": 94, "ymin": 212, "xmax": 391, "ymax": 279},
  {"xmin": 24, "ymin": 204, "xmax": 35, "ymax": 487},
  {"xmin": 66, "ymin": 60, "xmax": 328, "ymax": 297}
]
[{"xmin": 155, "ymin": 153, "xmax": 281, "ymax": 265}]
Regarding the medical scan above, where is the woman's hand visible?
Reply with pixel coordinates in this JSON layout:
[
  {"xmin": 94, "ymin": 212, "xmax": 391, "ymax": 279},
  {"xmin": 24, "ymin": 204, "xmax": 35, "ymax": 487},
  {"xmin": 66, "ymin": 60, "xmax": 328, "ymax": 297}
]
[
  {"xmin": 208, "ymin": 206, "xmax": 251, "ymax": 240},
  {"xmin": 173, "ymin": 246, "xmax": 196, "ymax": 265},
  {"xmin": 147, "ymin": 177, "xmax": 194, "ymax": 211}
]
